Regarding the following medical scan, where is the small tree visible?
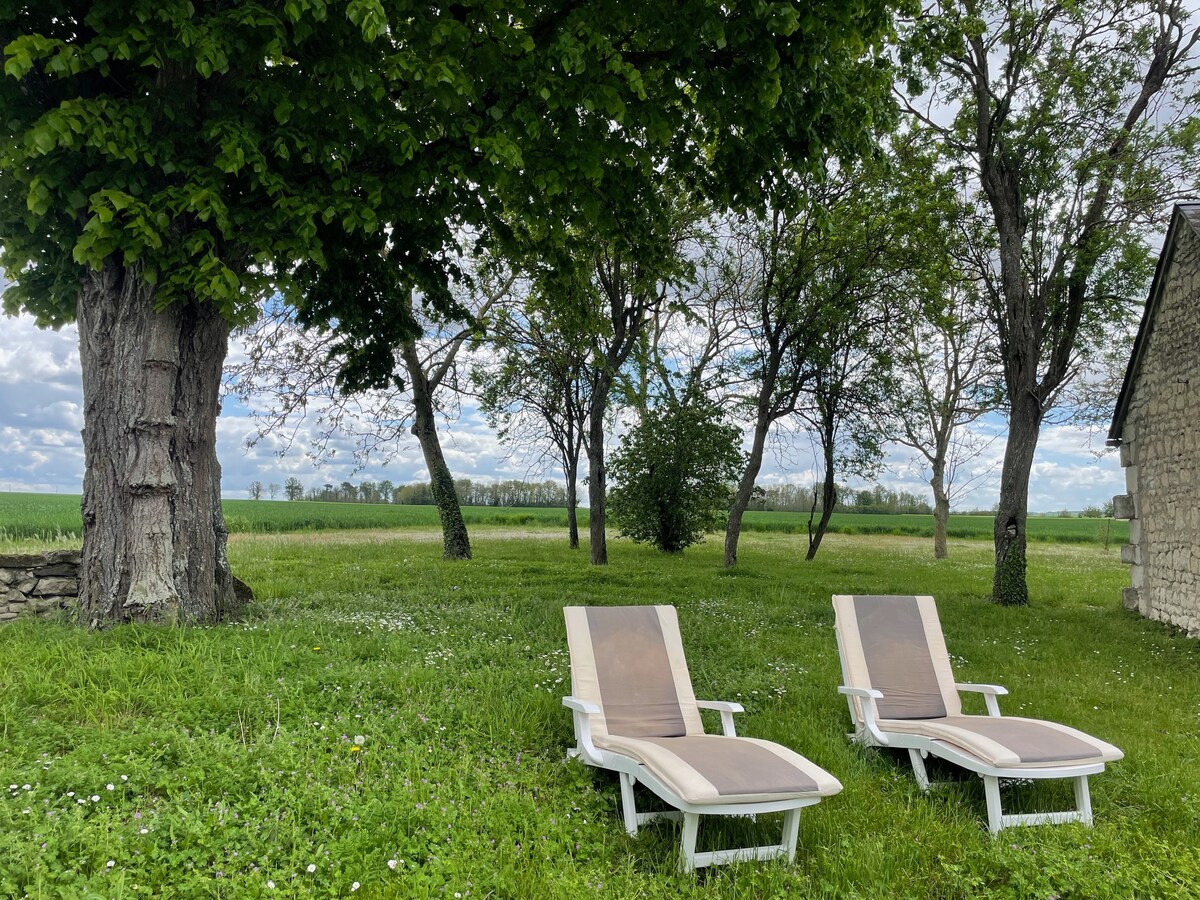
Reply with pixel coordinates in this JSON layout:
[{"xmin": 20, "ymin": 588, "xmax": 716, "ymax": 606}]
[
  {"xmin": 248, "ymin": 481, "xmax": 264, "ymax": 501},
  {"xmin": 608, "ymin": 391, "xmax": 744, "ymax": 554},
  {"xmin": 284, "ymin": 477, "xmax": 304, "ymax": 501},
  {"xmin": 267, "ymin": 483, "xmax": 281, "ymax": 500}
]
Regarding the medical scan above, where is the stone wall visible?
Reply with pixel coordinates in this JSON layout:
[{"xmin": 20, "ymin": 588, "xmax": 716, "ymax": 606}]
[
  {"xmin": 1115, "ymin": 217, "xmax": 1200, "ymax": 635},
  {"xmin": 0, "ymin": 550, "xmax": 81, "ymax": 622}
]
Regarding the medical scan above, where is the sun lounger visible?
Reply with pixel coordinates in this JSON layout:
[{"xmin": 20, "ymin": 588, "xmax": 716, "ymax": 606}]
[
  {"xmin": 832, "ymin": 594, "xmax": 1123, "ymax": 832},
  {"xmin": 562, "ymin": 604, "xmax": 841, "ymax": 870}
]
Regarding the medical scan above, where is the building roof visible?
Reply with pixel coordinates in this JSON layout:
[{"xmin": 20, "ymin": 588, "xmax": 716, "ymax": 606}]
[{"xmin": 1107, "ymin": 203, "xmax": 1200, "ymax": 446}]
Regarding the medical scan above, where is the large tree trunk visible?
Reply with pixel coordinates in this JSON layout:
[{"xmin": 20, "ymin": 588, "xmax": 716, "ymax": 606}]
[
  {"xmin": 77, "ymin": 263, "xmax": 238, "ymax": 627},
  {"xmin": 931, "ymin": 460, "xmax": 950, "ymax": 560},
  {"xmin": 586, "ymin": 398, "xmax": 608, "ymax": 565},
  {"xmin": 401, "ymin": 341, "xmax": 471, "ymax": 561},
  {"xmin": 991, "ymin": 394, "xmax": 1042, "ymax": 605},
  {"xmin": 724, "ymin": 416, "xmax": 771, "ymax": 567}
]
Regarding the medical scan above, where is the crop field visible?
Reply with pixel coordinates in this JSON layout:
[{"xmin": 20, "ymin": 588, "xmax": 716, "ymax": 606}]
[
  {"xmin": 0, "ymin": 529, "xmax": 1194, "ymax": 898},
  {"xmin": 0, "ymin": 492, "xmax": 1128, "ymax": 546}
]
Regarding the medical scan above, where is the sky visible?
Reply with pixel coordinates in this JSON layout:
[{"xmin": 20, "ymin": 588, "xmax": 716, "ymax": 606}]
[{"xmin": 0, "ymin": 305, "xmax": 1125, "ymax": 512}]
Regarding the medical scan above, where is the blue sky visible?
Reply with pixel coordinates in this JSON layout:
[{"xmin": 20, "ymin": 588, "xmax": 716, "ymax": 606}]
[{"xmin": 0, "ymin": 308, "xmax": 1125, "ymax": 511}]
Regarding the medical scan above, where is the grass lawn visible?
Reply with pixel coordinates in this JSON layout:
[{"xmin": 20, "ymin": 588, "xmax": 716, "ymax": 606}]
[
  {"xmin": 0, "ymin": 529, "xmax": 1196, "ymax": 898},
  {"xmin": 0, "ymin": 491, "xmax": 1128, "ymax": 545}
]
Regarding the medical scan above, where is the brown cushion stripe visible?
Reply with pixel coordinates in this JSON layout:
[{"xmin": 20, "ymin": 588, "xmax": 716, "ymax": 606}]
[
  {"xmin": 853, "ymin": 595, "xmax": 947, "ymax": 720},
  {"xmin": 640, "ymin": 736, "xmax": 821, "ymax": 796},
  {"xmin": 586, "ymin": 606, "xmax": 687, "ymax": 738},
  {"xmin": 933, "ymin": 716, "xmax": 1103, "ymax": 765}
]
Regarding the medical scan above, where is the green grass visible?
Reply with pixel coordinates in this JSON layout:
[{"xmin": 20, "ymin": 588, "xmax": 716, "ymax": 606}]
[
  {"xmin": 0, "ymin": 492, "xmax": 1128, "ymax": 545},
  {"xmin": 0, "ymin": 529, "xmax": 1195, "ymax": 898}
]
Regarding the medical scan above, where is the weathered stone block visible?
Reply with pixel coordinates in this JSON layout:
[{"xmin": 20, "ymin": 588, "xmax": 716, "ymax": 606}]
[
  {"xmin": 1122, "ymin": 588, "xmax": 1141, "ymax": 610},
  {"xmin": 0, "ymin": 569, "xmax": 14, "ymax": 585},
  {"xmin": 1113, "ymin": 494, "xmax": 1136, "ymax": 520},
  {"xmin": 32, "ymin": 563, "xmax": 78, "ymax": 577},
  {"xmin": 0, "ymin": 554, "xmax": 48, "ymax": 568},
  {"xmin": 1120, "ymin": 544, "xmax": 1140, "ymax": 565},
  {"xmin": 29, "ymin": 596, "xmax": 62, "ymax": 614},
  {"xmin": 1, "ymin": 589, "xmax": 26, "ymax": 604},
  {"xmin": 32, "ymin": 577, "xmax": 78, "ymax": 597},
  {"xmin": 13, "ymin": 576, "xmax": 36, "ymax": 594},
  {"xmin": 1119, "ymin": 440, "xmax": 1137, "ymax": 467},
  {"xmin": 0, "ymin": 611, "xmax": 18, "ymax": 622}
]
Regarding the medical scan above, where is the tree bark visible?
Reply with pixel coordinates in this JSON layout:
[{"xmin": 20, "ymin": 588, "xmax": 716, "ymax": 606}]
[
  {"xmin": 77, "ymin": 263, "xmax": 238, "ymax": 627},
  {"xmin": 724, "ymin": 417, "xmax": 771, "ymax": 567},
  {"xmin": 401, "ymin": 340, "xmax": 471, "ymax": 560},
  {"xmin": 806, "ymin": 421, "xmax": 838, "ymax": 561},
  {"xmin": 565, "ymin": 454, "xmax": 580, "ymax": 550},
  {"xmin": 586, "ymin": 394, "xmax": 608, "ymax": 565},
  {"xmin": 931, "ymin": 461, "xmax": 949, "ymax": 560},
  {"xmin": 991, "ymin": 394, "xmax": 1042, "ymax": 605}
]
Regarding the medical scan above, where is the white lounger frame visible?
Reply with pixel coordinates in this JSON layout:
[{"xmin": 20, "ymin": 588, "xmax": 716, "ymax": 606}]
[
  {"xmin": 563, "ymin": 696, "xmax": 820, "ymax": 871},
  {"xmin": 834, "ymin": 618, "xmax": 1104, "ymax": 834}
]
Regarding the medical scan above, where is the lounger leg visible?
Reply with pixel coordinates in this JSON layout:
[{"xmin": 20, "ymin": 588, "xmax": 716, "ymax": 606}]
[
  {"xmin": 983, "ymin": 776, "xmax": 1003, "ymax": 834},
  {"xmin": 678, "ymin": 812, "xmax": 700, "ymax": 873},
  {"xmin": 908, "ymin": 749, "xmax": 931, "ymax": 791},
  {"xmin": 1074, "ymin": 776, "xmax": 1093, "ymax": 827},
  {"xmin": 619, "ymin": 773, "xmax": 639, "ymax": 836},
  {"xmin": 781, "ymin": 808, "xmax": 801, "ymax": 864}
]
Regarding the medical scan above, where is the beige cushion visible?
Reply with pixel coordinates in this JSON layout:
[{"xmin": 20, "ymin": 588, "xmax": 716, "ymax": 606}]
[
  {"xmin": 596, "ymin": 733, "xmax": 843, "ymax": 805},
  {"xmin": 564, "ymin": 605, "xmax": 704, "ymax": 740},
  {"xmin": 878, "ymin": 715, "xmax": 1126, "ymax": 769},
  {"xmin": 838, "ymin": 595, "xmax": 960, "ymax": 719}
]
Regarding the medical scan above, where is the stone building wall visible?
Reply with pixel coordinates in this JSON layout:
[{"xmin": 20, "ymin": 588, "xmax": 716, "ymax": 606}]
[
  {"xmin": 0, "ymin": 550, "xmax": 81, "ymax": 622},
  {"xmin": 1115, "ymin": 217, "xmax": 1200, "ymax": 635}
]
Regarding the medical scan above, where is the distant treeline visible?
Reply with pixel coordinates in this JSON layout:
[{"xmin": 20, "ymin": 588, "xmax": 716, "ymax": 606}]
[
  {"xmin": 300, "ymin": 478, "xmax": 571, "ymax": 508},
  {"xmin": 747, "ymin": 483, "xmax": 934, "ymax": 516},
  {"xmin": 285, "ymin": 477, "xmax": 934, "ymax": 515}
]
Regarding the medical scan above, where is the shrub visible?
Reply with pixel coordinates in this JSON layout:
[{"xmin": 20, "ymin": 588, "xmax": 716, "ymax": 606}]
[{"xmin": 607, "ymin": 393, "xmax": 744, "ymax": 553}]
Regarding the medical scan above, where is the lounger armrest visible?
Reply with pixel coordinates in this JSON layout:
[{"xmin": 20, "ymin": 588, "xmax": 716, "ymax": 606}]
[
  {"xmin": 562, "ymin": 696, "xmax": 602, "ymax": 763},
  {"xmin": 696, "ymin": 700, "xmax": 744, "ymax": 737},
  {"xmin": 955, "ymin": 683, "xmax": 1008, "ymax": 717},
  {"xmin": 837, "ymin": 686, "xmax": 889, "ymax": 745}
]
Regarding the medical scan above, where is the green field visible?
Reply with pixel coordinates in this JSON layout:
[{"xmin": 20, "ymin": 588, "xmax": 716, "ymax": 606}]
[
  {"xmin": 0, "ymin": 492, "xmax": 1128, "ymax": 545},
  {"xmin": 0, "ymin": 529, "xmax": 1194, "ymax": 898}
]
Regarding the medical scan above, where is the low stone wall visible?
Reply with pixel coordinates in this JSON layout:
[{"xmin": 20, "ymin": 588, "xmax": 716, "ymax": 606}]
[{"xmin": 0, "ymin": 550, "xmax": 81, "ymax": 622}]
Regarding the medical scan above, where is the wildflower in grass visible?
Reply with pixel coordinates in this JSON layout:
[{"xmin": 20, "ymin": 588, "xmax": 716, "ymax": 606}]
[
  {"xmin": 91, "ymin": 795, "xmax": 100, "ymax": 802},
  {"xmin": 313, "ymin": 646, "xmax": 320, "ymax": 652},
  {"xmin": 307, "ymin": 864, "xmax": 316, "ymax": 874},
  {"xmin": 352, "ymin": 882, "xmax": 360, "ymax": 891},
  {"xmin": 267, "ymin": 881, "xmax": 275, "ymax": 889},
  {"xmin": 106, "ymin": 783, "xmax": 114, "ymax": 790},
  {"xmin": 106, "ymin": 861, "xmax": 115, "ymax": 868},
  {"xmin": 354, "ymin": 735, "xmax": 365, "ymax": 746},
  {"xmin": 350, "ymin": 746, "xmax": 361, "ymax": 754},
  {"xmin": 388, "ymin": 860, "xmax": 397, "ymax": 870}
]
